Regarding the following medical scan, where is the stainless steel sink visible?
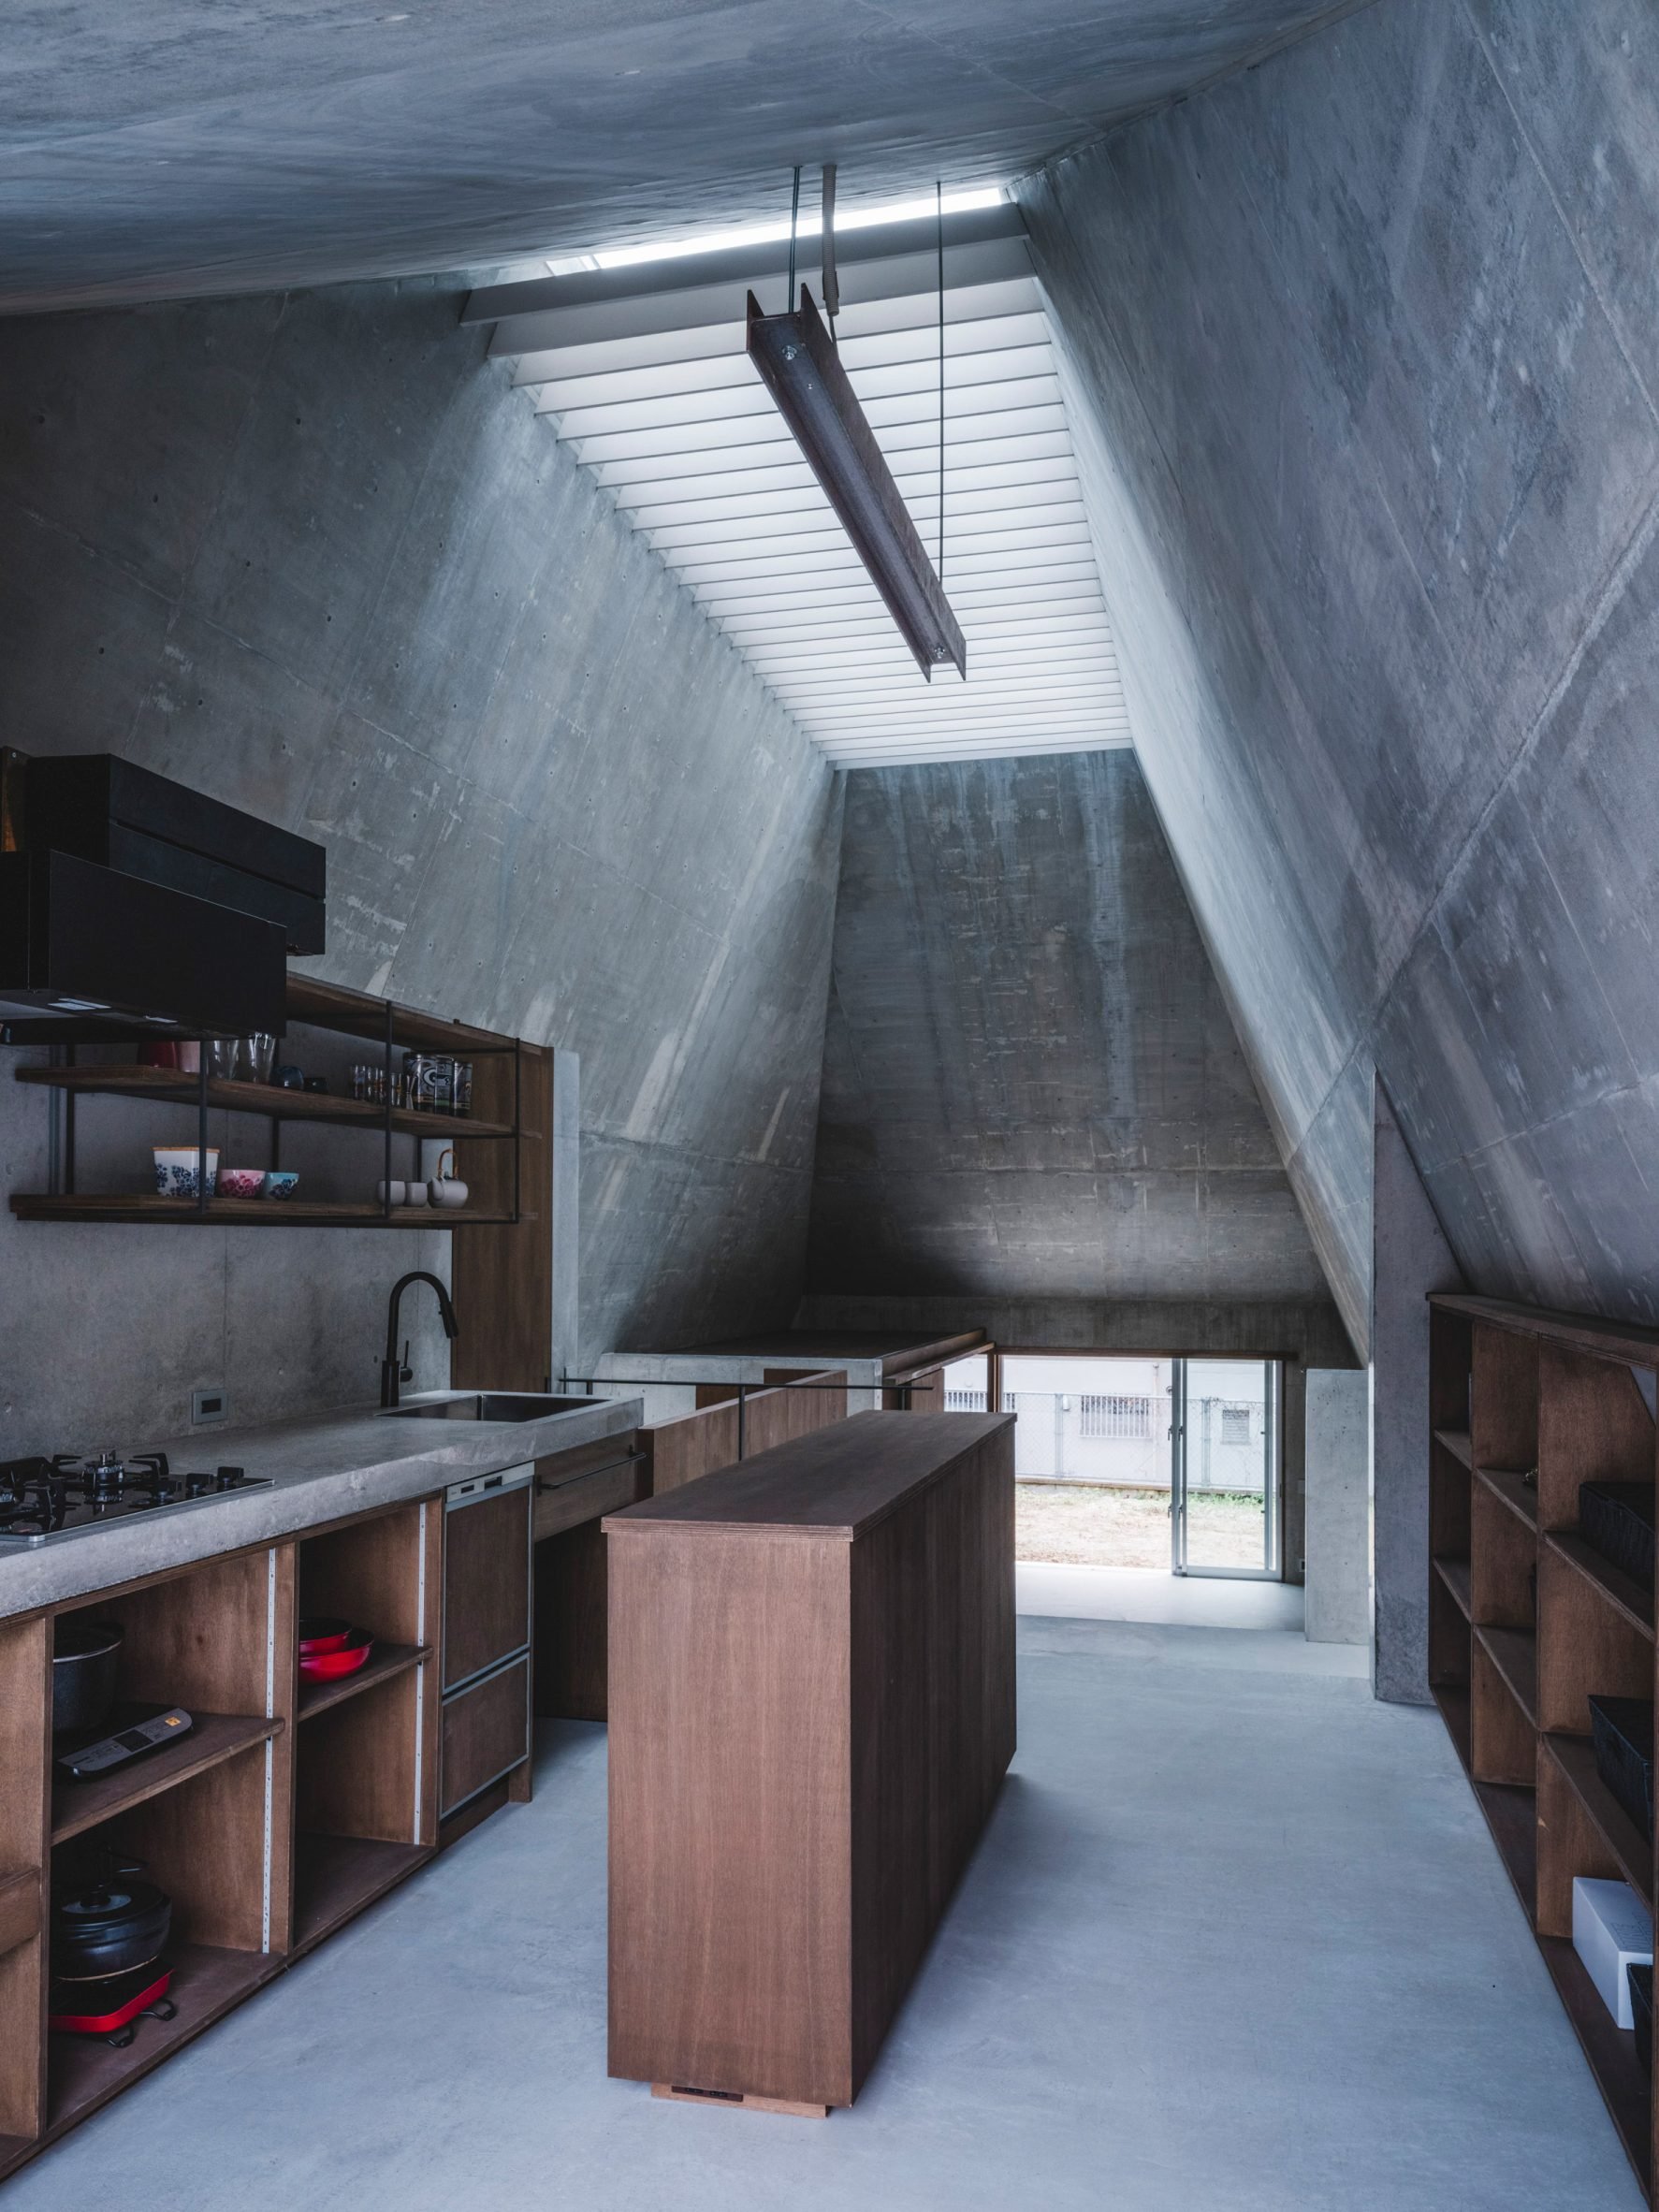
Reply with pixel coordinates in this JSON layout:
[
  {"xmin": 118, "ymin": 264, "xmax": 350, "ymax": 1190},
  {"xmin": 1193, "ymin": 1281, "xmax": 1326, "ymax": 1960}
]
[{"xmin": 382, "ymin": 1392, "xmax": 595, "ymax": 1422}]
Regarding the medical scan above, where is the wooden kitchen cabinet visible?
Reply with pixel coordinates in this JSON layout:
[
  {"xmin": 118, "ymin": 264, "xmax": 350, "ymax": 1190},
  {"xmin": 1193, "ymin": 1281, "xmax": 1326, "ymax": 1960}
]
[
  {"xmin": 531, "ymin": 1432, "xmax": 647, "ymax": 1724},
  {"xmin": 605, "ymin": 1411, "xmax": 1016, "ymax": 2112}
]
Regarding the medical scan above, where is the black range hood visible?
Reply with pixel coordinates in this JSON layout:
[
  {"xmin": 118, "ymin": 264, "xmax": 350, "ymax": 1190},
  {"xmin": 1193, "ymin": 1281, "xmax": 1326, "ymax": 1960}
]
[
  {"xmin": 0, "ymin": 850, "xmax": 289, "ymax": 1043},
  {"xmin": 0, "ymin": 752, "xmax": 322, "ymax": 1044},
  {"xmin": 20, "ymin": 753, "xmax": 325, "ymax": 954}
]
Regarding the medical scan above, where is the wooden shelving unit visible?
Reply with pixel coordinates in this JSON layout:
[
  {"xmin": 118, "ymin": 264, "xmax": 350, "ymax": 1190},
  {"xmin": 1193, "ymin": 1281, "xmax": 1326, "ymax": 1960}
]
[
  {"xmin": 1430, "ymin": 1292, "xmax": 1659, "ymax": 2199},
  {"xmin": 290, "ymin": 1835, "xmax": 429, "ymax": 1955},
  {"xmin": 51, "ymin": 1711, "xmax": 282, "ymax": 1843},
  {"xmin": 45, "ymin": 1943, "xmax": 284, "ymax": 2142},
  {"xmin": 0, "ymin": 1487, "xmax": 447, "ymax": 2185},
  {"xmin": 13, "ymin": 1064, "xmax": 516, "ymax": 1142},
  {"xmin": 298, "ymin": 1640, "xmax": 430, "ymax": 1724},
  {"xmin": 289, "ymin": 1499, "xmax": 441, "ymax": 1959},
  {"xmin": 8, "ymin": 971, "xmax": 537, "ymax": 1230},
  {"xmin": 9, "ymin": 1194, "xmax": 524, "ymax": 1229}
]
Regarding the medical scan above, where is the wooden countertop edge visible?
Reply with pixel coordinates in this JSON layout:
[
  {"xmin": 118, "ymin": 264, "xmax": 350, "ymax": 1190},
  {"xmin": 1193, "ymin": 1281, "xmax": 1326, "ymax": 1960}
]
[{"xmin": 604, "ymin": 1410, "xmax": 1015, "ymax": 1544}]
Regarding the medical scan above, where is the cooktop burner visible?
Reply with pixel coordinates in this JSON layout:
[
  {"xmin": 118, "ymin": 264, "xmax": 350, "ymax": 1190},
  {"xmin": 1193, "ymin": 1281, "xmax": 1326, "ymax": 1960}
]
[{"xmin": 0, "ymin": 1452, "xmax": 270, "ymax": 1545}]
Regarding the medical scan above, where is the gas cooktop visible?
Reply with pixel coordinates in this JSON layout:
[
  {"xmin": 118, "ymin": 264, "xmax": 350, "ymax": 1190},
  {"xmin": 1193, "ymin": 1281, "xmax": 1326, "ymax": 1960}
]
[{"xmin": 0, "ymin": 1451, "xmax": 271, "ymax": 1545}]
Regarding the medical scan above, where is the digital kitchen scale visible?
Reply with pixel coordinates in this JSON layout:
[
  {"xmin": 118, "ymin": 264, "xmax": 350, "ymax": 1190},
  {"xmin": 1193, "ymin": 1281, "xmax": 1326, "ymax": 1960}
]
[{"xmin": 55, "ymin": 1707, "xmax": 194, "ymax": 1783}]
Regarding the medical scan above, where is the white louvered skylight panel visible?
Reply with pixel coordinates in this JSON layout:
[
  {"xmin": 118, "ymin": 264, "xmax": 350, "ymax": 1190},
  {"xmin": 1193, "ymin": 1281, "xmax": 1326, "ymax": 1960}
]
[{"xmin": 502, "ymin": 269, "xmax": 1128, "ymax": 768}]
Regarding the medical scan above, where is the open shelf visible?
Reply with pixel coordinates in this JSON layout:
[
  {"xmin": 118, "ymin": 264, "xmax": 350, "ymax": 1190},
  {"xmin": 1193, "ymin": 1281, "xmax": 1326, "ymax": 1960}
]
[
  {"xmin": 1433, "ymin": 1681, "xmax": 1472, "ymax": 1770},
  {"xmin": 1432, "ymin": 1294, "xmax": 1659, "ymax": 2203},
  {"xmin": 46, "ymin": 1943, "xmax": 281, "ymax": 2141},
  {"xmin": 1473, "ymin": 1624, "xmax": 1538, "ymax": 1728},
  {"xmin": 10, "ymin": 1193, "xmax": 524, "ymax": 1228},
  {"xmin": 10, "ymin": 973, "xmax": 535, "ymax": 1233},
  {"xmin": 1433, "ymin": 1555, "xmax": 1473, "ymax": 1619},
  {"xmin": 1542, "ymin": 1732, "xmax": 1654, "ymax": 1908},
  {"xmin": 298, "ymin": 1642, "xmax": 429, "ymax": 1723},
  {"xmin": 1473, "ymin": 1463, "xmax": 1538, "ymax": 1530},
  {"xmin": 285, "ymin": 974, "xmax": 517, "ymax": 1055},
  {"xmin": 1473, "ymin": 1780, "xmax": 1538, "ymax": 1917},
  {"xmin": 1545, "ymin": 1531, "xmax": 1654, "ymax": 1643},
  {"xmin": 13, "ymin": 1064, "xmax": 516, "ymax": 1141},
  {"xmin": 1538, "ymin": 1934, "xmax": 1652, "ymax": 2196},
  {"xmin": 290, "ymin": 1834, "xmax": 429, "ymax": 1956},
  {"xmin": 51, "ymin": 1713, "xmax": 281, "ymax": 1844}
]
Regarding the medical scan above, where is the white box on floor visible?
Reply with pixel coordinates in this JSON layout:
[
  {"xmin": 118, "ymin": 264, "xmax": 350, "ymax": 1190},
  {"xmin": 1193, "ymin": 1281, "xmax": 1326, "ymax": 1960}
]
[{"xmin": 1573, "ymin": 1876, "xmax": 1652, "ymax": 2029}]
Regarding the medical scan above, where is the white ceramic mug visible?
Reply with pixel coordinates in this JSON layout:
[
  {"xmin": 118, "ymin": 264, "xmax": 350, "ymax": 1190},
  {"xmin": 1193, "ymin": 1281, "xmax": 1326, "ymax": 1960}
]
[{"xmin": 374, "ymin": 1179, "xmax": 406, "ymax": 1207}]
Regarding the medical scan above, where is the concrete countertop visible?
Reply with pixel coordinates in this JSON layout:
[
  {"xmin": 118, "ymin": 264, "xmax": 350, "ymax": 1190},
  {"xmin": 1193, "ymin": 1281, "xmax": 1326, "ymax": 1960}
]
[{"xmin": 0, "ymin": 1390, "xmax": 642, "ymax": 1619}]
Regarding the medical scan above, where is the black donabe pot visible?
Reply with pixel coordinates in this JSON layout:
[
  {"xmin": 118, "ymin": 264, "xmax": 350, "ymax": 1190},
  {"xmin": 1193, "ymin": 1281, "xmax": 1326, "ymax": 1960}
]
[
  {"xmin": 53, "ymin": 1866, "xmax": 171, "ymax": 1982},
  {"xmin": 52, "ymin": 1619, "xmax": 124, "ymax": 1736}
]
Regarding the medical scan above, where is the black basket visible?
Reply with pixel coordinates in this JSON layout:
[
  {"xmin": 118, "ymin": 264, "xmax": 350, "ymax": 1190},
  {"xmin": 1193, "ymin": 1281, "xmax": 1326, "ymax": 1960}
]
[
  {"xmin": 1631, "ymin": 1964, "xmax": 1653, "ymax": 2077},
  {"xmin": 1589, "ymin": 1695, "xmax": 1655, "ymax": 1841},
  {"xmin": 1580, "ymin": 1482, "xmax": 1657, "ymax": 1593}
]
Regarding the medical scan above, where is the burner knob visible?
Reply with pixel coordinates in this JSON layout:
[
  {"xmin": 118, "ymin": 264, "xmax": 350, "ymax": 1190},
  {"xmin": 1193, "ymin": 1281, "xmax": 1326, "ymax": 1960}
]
[
  {"xmin": 215, "ymin": 1465, "xmax": 245, "ymax": 1492},
  {"xmin": 186, "ymin": 1472, "xmax": 213, "ymax": 1499}
]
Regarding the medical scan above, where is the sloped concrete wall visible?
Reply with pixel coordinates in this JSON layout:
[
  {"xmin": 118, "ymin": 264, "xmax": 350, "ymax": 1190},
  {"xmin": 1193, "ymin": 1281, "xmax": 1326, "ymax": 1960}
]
[
  {"xmin": 0, "ymin": 277, "xmax": 839, "ymax": 1452},
  {"xmin": 1021, "ymin": 0, "xmax": 1659, "ymax": 1353},
  {"xmin": 804, "ymin": 750, "xmax": 1345, "ymax": 1344}
]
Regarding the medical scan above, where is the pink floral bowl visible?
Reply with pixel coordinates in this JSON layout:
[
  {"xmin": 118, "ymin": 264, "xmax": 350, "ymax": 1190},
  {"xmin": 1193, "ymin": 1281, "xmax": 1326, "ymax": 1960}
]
[{"xmin": 219, "ymin": 1168, "xmax": 267, "ymax": 1200}]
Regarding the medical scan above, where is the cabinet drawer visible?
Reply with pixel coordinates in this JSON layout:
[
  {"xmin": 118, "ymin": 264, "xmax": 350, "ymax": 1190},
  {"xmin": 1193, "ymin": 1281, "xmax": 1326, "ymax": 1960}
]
[
  {"xmin": 533, "ymin": 1446, "xmax": 647, "ymax": 1543},
  {"xmin": 441, "ymin": 1656, "xmax": 530, "ymax": 1816},
  {"xmin": 444, "ymin": 1481, "xmax": 531, "ymax": 1693}
]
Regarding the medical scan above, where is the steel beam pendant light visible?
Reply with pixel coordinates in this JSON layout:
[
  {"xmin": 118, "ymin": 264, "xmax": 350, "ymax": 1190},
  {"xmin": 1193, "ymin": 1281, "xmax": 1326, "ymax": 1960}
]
[{"xmin": 746, "ymin": 170, "xmax": 967, "ymax": 681}]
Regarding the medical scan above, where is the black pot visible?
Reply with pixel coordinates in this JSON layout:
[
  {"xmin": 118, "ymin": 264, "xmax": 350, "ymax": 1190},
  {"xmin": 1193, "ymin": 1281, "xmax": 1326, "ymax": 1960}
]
[
  {"xmin": 53, "ymin": 1862, "xmax": 171, "ymax": 1982},
  {"xmin": 52, "ymin": 1619, "xmax": 124, "ymax": 1737}
]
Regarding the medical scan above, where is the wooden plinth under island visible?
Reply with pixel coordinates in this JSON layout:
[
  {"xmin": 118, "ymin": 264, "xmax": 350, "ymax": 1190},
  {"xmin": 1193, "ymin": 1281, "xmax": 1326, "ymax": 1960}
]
[{"xmin": 604, "ymin": 1409, "xmax": 1016, "ymax": 2113}]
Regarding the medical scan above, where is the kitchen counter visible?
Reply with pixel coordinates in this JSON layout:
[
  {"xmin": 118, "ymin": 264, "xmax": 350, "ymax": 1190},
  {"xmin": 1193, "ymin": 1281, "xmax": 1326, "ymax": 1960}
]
[{"xmin": 0, "ymin": 1391, "xmax": 641, "ymax": 1619}]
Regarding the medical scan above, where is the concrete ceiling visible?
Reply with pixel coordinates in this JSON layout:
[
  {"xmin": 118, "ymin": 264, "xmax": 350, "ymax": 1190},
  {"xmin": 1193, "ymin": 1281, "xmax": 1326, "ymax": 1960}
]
[{"xmin": 5, "ymin": 2, "xmax": 1361, "ymax": 313}]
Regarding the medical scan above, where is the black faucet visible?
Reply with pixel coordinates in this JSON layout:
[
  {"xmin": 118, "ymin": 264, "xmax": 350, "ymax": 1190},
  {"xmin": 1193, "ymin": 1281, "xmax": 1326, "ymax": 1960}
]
[{"xmin": 381, "ymin": 1271, "xmax": 459, "ymax": 1409}]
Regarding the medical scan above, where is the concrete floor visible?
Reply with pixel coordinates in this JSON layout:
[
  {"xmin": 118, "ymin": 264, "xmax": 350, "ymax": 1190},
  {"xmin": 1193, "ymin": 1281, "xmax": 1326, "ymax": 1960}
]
[
  {"xmin": 13, "ymin": 1623, "xmax": 1641, "ymax": 2212},
  {"xmin": 1017, "ymin": 1559, "xmax": 1314, "ymax": 1633}
]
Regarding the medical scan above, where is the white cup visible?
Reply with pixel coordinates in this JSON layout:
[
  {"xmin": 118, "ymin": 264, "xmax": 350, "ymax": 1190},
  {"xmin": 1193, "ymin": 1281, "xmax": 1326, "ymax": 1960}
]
[{"xmin": 374, "ymin": 1180, "xmax": 406, "ymax": 1207}]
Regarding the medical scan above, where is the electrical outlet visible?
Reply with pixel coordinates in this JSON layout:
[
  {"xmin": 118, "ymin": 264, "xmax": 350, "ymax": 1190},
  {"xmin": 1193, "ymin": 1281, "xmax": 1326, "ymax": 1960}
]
[{"xmin": 192, "ymin": 1388, "xmax": 229, "ymax": 1427}]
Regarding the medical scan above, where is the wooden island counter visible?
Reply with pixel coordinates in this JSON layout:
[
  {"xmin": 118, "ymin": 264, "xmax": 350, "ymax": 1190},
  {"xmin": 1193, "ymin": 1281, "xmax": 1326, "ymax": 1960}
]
[{"xmin": 604, "ymin": 1410, "xmax": 1015, "ymax": 2115}]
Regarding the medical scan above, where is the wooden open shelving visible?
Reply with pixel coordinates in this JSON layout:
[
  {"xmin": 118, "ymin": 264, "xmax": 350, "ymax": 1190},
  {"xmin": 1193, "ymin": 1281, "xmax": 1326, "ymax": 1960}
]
[
  {"xmin": 291, "ymin": 1834, "xmax": 430, "ymax": 1955},
  {"xmin": 1545, "ymin": 1733, "xmax": 1653, "ymax": 1908},
  {"xmin": 51, "ymin": 1711, "xmax": 282, "ymax": 1843},
  {"xmin": 1433, "ymin": 1554, "xmax": 1472, "ymax": 1619},
  {"xmin": 1475, "ymin": 1623, "xmax": 1539, "ymax": 1727},
  {"xmin": 298, "ymin": 1640, "xmax": 430, "ymax": 1723},
  {"xmin": 10, "ymin": 1193, "xmax": 524, "ymax": 1229},
  {"xmin": 1473, "ymin": 1461, "xmax": 1538, "ymax": 1529},
  {"xmin": 1431, "ymin": 1292, "xmax": 1659, "ymax": 2201},
  {"xmin": 13, "ymin": 1064, "xmax": 516, "ymax": 1142},
  {"xmin": 45, "ymin": 1943, "xmax": 284, "ymax": 2144},
  {"xmin": 0, "ymin": 1486, "xmax": 446, "ymax": 2185},
  {"xmin": 8, "ymin": 970, "xmax": 537, "ymax": 1231}
]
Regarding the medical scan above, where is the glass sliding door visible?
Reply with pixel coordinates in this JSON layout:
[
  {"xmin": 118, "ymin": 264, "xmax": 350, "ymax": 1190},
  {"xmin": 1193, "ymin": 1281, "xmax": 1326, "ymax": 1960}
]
[{"xmin": 1171, "ymin": 1359, "xmax": 1280, "ymax": 1578}]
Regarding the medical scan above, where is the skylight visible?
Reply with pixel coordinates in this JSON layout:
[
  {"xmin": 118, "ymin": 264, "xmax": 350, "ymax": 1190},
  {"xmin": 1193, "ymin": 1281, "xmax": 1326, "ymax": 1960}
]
[{"xmin": 545, "ymin": 185, "xmax": 1005, "ymax": 277}]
